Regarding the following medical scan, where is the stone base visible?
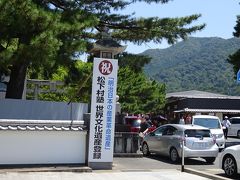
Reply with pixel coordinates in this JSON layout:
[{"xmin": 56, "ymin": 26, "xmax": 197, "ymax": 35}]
[{"xmin": 88, "ymin": 162, "xmax": 112, "ymax": 170}]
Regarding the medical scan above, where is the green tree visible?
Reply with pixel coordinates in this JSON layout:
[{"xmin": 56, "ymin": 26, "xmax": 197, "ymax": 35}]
[
  {"xmin": 118, "ymin": 67, "xmax": 165, "ymax": 114},
  {"xmin": 117, "ymin": 53, "xmax": 165, "ymax": 114},
  {"xmin": 118, "ymin": 52, "xmax": 151, "ymax": 72},
  {"xmin": 0, "ymin": 0, "xmax": 204, "ymax": 99},
  {"xmin": 0, "ymin": 0, "xmax": 96, "ymax": 99},
  {"xmin": 228, "ymin": 15, "xmax": 240, "ymax": 74},
  {"xmin": 28, "ymin": 60, "xmax": 93, "ymax": 103}
]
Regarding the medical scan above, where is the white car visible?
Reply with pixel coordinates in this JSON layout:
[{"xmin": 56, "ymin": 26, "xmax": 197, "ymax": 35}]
[
  {"xmin": 228, "ymin": 117, "xmax": 240, "ymax": 138},
  {"xmin": 219, "ymin": 145, "xmax": 240, "ymax": 178},
  {"xmin": 192, "ymin": 115, "xmax": 225, "ymax": 149},
  {"xmin": 142, "ymin": 124, "xmax": 219, "ymax": 163}
]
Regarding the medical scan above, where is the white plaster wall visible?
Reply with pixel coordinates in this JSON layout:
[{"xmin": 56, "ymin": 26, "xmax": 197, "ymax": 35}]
[
  {"xmin": 0, "ymin": 130, "xmax": 87, "ymax": 164},
  {"xmin": 0, "ymin": 99, "xmax": 88, "ymax": 120}
]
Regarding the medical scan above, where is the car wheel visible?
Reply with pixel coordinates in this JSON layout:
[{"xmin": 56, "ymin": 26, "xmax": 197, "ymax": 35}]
[
  {"xmin": 237, "ymin": 130, "xmax": 240, "ymax": 138},
  {"xmin": 223, "ymin": 155, "xmax": 238, "ymax": 178},
  {"xmin": 142, "ymin": 143, "xmax": 150, "ymax": 156},
  {"xmin": 204, "ymin": 157, "xmax": 216, "ymax": 164},
  {"xmin": 169, "ymin": 147, "xmax": 179, "ymax": 163}
]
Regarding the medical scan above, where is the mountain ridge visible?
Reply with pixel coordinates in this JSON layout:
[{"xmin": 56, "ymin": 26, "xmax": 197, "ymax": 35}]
[{"xmin": 142, "ymin": 37, "xmax": 240, "ymax": 95}]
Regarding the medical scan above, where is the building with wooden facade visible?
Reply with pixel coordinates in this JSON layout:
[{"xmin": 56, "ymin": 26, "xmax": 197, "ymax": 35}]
[{"xmin": 165, "ymin": 90, "xmax": 240, "ymax": 122}]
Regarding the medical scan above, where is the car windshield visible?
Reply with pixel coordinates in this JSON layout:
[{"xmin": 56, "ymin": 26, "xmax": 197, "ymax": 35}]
[
  {"xmin": 185, "ymin": 129, "xmax": 211, "ymax": 137},
  {"xmin": 231, "ymin": 118, "xmax": 240, "ymax": 124},
  {"xmin": 193, "ymin": 118, "xmax": 220, "ymax": 129}
]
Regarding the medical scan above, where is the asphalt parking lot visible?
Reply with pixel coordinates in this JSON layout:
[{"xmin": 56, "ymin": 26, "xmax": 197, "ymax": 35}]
[{"xmin": 113, "ymin": 137, "xmax": 240, "ymax": 180}]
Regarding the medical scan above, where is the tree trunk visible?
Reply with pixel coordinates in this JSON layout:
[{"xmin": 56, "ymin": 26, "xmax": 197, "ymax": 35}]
[{"xmin": 5, "ymin": 62, "xmax": 28, "ymax": 99}]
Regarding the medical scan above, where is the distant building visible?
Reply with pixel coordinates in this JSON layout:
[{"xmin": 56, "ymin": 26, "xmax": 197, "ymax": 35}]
[{"xmin": 165, "ymin": 90, "xmax": 240, "ymax": 122}]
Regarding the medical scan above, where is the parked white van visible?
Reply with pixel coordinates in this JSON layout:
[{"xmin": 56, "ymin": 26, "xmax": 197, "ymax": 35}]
[
  {"xmin": 228, "ymin": 117, "xmax": 240, "ymax": 138},
  {"xmin": 192, "ymin": 115, "xmax": 225, "ymax": 149}
]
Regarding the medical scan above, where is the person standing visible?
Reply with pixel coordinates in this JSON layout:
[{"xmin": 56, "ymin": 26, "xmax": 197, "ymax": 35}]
[
  {"xmin": 222, "ymin": 116, "xmax": 231, "ymax": 139},
  {"xmin": 139, "ymin": 116, "xmax": 150, "ymax": 137},
  {"xmin": 179, "ymin": 115, "xmax": 185, "ymax": 124},
  {"xmin": 185, "ymin": 114, "xmax": 192, "ymax": 124}
]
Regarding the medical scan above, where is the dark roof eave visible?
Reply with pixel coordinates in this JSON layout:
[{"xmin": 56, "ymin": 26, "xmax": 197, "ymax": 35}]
[{"xmin": 174, "ymin": 108, "xmax": 240, "ymax": 113}]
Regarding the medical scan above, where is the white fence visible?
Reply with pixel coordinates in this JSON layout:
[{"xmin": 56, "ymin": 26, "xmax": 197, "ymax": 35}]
[{"xmin": 0, "ymin": 130, "xmax": 87, "ymax": 164}]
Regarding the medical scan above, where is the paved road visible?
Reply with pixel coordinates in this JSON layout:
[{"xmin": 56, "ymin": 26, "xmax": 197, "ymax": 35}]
[
  {"xmin": 113, "ymin": 137, "xmax": 240, "ymax": 180},
  {"xmin": 0, "ymin": 170, "xmax": 211, "ymax": 180},
  {"xmin": 113, "ymin": 156, "xmax": 220, "ymax": 172},
  {"xmin": 113, "ymin": 155, "xmax": 233, "ymax": 179}
]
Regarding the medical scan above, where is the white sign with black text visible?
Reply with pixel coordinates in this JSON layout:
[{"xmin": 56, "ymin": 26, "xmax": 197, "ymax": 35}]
[{"xmin": 88, "ymin": 58, "xmax": 118, "ymax": 163}]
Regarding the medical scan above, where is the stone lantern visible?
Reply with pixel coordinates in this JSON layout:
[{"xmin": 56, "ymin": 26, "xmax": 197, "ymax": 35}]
[{"xmin": 89, "ymin": 28, "xmax": 127, "ymax": 59}]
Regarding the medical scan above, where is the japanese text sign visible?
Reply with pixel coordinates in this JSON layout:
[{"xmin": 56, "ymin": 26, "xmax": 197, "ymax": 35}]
[{"xmin": 88, "ymin": 58, "xmax": 118, "ymax": 163}]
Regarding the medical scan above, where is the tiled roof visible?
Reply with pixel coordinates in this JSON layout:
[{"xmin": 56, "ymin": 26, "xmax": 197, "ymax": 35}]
[
  {"xmin": 0, "ymin": 125, "xmax": 83, "ymax": 131},
  {"xmin": 166, "ymin": 90, "xmax": 240, "ymax": 99},
  {"xmin": 0, "ymin": 119, "xmax": 85, "ymax": 131}
]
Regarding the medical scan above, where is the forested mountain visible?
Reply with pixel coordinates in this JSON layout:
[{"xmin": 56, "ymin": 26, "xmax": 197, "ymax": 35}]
[{"xmin": 142, "ymin": 37, "xmax": 240, "ymax": 95}]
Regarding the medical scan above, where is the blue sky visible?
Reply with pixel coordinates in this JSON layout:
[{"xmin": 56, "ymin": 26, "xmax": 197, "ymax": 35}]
[{"xmin": 122, "ymin": 0, "xmax": 240, "ymax": 54}]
